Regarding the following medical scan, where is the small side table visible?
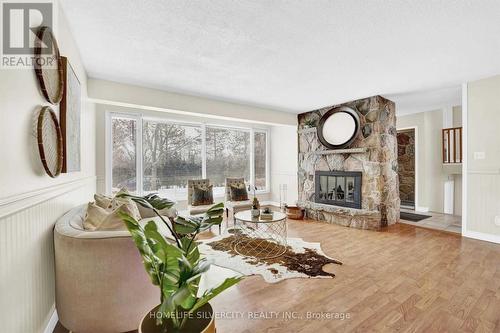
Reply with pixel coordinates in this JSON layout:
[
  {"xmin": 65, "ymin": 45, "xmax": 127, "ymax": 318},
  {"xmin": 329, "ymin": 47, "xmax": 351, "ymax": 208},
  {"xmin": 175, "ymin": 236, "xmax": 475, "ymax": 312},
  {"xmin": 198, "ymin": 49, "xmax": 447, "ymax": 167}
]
[{"xmin": 233, "ymin": 210, "xmax": 287, "ymax": 259}]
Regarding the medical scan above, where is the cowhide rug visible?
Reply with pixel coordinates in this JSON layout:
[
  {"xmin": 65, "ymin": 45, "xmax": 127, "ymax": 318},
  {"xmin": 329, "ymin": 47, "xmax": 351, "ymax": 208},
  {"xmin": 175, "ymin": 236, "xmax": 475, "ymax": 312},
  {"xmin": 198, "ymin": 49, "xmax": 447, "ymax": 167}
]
[{"xmin": 199, "ymin": 232, "xmax": 342, "ymax": 283}]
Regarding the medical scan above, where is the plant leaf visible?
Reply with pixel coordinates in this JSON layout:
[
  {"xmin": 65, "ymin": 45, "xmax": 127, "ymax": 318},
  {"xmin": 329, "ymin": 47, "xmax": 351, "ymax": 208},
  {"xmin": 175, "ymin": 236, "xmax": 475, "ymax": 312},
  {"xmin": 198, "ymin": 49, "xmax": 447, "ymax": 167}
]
[
  {"xmin": 117, "ymin": 193, "xmax": 175, "ymax": 211},
  {"xmin": 118, "ymin": 211, "xmax": 162, "ymax": 285},
  {"xmin": 180, "ymin": 237, "xmax": 200, "ymax": 264},
  {"xmin": 189, "ymin": 276, "xmax": 243, "ymax": 314}
]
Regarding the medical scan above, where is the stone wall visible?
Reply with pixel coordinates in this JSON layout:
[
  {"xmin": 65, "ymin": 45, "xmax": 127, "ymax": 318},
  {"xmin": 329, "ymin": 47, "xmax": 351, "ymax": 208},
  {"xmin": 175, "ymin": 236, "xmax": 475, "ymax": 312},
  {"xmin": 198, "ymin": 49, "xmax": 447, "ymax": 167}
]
[
  {"xmin": 397, "ymin": 130, "xmax": 416, "ymax": 206},
  {"xmin": 297, "ymin": 95, "xmax": 400, "ymax": 230}
]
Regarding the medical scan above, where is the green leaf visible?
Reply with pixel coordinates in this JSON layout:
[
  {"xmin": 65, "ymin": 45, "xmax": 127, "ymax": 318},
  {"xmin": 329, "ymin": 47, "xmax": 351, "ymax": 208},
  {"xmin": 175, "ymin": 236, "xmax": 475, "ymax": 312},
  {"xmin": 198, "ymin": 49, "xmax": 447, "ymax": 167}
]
[
  {"xmin": 205, "ymin": 202, "xmax": 224, "ymax": 216},
  {"xmin": 143, "ymin": 221, "xmax": 172, "ymax": 262},
  {"xmin": 117, "ymin": 193, "xmax": 175, "ymax": 211},
  {"xmin": 180, "ymin": 237, "xmax": 200, "ymax": 264},
  {"xmin": 189, "ymin": 276, "xmax": 243, "ymax": 314},
  {"xmin": 174, "ymin": 216, "xmax": 199, "ymax": 235}
]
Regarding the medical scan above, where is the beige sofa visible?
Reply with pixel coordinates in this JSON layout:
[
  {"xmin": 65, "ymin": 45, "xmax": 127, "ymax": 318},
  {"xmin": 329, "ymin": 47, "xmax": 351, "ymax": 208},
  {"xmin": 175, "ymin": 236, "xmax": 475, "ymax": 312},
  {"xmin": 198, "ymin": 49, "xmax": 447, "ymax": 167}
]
[{"xmin": 54, "ymin": 204, "xmax": 174, "ymax": 333}]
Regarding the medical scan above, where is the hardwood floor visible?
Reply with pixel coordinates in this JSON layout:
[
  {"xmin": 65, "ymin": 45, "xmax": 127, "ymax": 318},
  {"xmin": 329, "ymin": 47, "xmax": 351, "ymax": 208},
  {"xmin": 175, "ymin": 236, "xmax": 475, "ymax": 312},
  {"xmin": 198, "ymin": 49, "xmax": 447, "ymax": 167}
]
[
  {"xmin": 55, "ymin": 219, "xmax": 500, "ymax": 333},
  {"xmin": 211, "ymin": 219, "xmax": 500, "ymax": 333}
]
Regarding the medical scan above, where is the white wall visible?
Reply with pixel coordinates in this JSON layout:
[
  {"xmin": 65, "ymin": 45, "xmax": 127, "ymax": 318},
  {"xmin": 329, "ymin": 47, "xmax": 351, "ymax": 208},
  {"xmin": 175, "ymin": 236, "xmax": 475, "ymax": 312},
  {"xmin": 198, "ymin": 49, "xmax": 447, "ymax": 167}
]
[
  {"xmin": 89, "ymin": 79, "xmax": 296, "ymax": 126},
  {"xmin": 465, "ymin": 75, "xmax": 500, "ymax": 242},
  {"xmin": 0, "ymin": 5, "xmax": 96, "ymax": 333},
  {"xmin": 270, "ymin": 125, "xmax": 298, "ymax": 205}
]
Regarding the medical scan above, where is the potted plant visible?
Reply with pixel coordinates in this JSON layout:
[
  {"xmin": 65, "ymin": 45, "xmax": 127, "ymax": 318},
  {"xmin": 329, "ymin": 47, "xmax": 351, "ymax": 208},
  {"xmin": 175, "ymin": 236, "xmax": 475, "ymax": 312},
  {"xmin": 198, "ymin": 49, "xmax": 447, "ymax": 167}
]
[
  {"xmin": 117, "ymin": 193, "xmax": 243, "ymax": 333},
  {"xmin": 247, "ymin": 185, "xmax": 260, "ymax": 218}
]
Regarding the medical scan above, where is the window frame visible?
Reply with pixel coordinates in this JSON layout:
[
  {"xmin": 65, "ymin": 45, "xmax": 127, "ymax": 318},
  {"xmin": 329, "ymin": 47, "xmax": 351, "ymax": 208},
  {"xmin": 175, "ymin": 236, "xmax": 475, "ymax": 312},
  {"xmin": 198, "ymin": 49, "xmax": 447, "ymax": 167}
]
[{"xmin": 106, "ymin": 111, "xmax": 270, "ymax": 199}]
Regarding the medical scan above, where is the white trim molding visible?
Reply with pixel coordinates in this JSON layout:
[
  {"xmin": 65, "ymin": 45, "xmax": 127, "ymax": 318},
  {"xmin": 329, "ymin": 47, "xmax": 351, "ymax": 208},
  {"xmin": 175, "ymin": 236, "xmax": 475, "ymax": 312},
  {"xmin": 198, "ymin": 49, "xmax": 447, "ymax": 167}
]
[
  {"xmin": 0, "ymin": 176, "xmax": 96, "ymax": 219},
  {"xmin": 463, "ymin": 230, "xmax": 500, "ymax": 244},
  {"xmin": 43, "ymin": 309, "xmax": 59, "ymax": 333},
  {"xmin": 461, "ymin": 82, "xmax": 468, "ymax": 236}
]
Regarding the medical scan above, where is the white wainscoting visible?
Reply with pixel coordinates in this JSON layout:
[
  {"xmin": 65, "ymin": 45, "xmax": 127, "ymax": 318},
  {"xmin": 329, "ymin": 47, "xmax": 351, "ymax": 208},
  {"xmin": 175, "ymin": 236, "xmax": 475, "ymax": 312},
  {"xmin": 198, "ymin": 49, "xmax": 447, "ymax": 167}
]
[
  {"xmin": 465, "ymin": 172, "xmax": 500, "ymax": 243},
  {"xmin": 0, "ymin": 177, "xmax": 96, "ymax": 333}
]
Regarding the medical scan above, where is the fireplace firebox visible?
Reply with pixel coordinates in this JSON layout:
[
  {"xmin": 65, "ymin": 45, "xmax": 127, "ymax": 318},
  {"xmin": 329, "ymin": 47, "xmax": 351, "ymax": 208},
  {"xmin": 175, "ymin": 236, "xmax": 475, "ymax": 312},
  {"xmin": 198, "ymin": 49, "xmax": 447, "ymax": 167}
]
[{"xmin": 315, "ymin": 171, "xmax": 362, "ymax": 209}]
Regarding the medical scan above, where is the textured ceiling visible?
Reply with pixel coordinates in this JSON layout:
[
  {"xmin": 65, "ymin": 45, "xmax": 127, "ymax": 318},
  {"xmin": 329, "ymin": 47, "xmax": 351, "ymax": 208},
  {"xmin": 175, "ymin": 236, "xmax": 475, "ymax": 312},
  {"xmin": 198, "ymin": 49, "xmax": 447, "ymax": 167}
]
[{"xmin": 59, "ymin": 0, "xmax": 500, "ymax": 113}]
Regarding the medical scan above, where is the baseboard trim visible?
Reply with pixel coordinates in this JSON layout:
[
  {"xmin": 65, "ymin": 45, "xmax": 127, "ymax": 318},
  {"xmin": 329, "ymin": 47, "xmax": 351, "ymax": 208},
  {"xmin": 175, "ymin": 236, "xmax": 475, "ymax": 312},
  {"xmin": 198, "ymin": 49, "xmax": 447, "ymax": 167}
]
[
  {"xmin": 43, "ymin": 309, "xmax": 58, "ymax": 333},
  {"xmin": 416, "ymin": 206, "xmax": 429, "ymax": 213},
  {"xmin": 0, "ymin": 176, "xmax": 96, "ymax": 219},
  {"xmin": 463, "ymin": 230, "xmax": 500, "ymax": 244}
]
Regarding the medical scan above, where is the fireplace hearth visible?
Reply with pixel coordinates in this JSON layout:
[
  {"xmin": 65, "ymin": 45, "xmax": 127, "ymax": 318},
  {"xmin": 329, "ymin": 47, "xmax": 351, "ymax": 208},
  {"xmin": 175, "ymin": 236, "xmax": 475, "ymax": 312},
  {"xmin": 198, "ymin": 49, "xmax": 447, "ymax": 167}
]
[{"xmin": 315, "ymin": 171, "xmax": 362, "ymax": 209}]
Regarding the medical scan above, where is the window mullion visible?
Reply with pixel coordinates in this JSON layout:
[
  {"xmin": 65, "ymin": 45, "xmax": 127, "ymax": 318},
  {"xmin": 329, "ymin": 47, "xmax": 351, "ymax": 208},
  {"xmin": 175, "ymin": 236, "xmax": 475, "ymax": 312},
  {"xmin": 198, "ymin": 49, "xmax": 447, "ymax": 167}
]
[
  {"xmin": 136, "ymin": 116, "xmax": 143, "ymax": 195},
  {"xmin": 105, "ymin": 112, "xmax": 112, "ymax": 195},
  {"xmin": 250, "ymin": 128, "xmax": 255, "ymax": 187},
  {"xmin": 201, "ymin": 123, "xmax": 207, "ymax": 179}
]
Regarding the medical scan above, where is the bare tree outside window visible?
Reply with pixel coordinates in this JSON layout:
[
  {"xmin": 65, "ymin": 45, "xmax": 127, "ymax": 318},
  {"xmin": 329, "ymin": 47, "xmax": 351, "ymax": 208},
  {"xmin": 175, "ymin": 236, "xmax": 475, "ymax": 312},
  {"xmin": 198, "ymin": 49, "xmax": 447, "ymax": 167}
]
[
  {"xmin": 142, "ymin": 121, "xmax": 202, "ymax": 197},
  {"xmin": 112, "ymin": 118, "xmax": 137, "ymax": 193},
  {"xmin": 254, "ymin": 131, "xmax": 267, "ymax": 190},
  {"xmin": 206, "ymin": 126, "xmax": 250, "ymax": 190}
]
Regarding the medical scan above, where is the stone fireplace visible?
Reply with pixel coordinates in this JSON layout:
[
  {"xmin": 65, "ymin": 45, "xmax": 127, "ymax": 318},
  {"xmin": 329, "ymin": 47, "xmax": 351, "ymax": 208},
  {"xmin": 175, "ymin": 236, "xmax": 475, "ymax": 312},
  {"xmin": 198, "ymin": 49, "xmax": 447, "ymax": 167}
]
[{"xmin": 298, "ymin": 95, "xmax": 400, "ymax": 230}]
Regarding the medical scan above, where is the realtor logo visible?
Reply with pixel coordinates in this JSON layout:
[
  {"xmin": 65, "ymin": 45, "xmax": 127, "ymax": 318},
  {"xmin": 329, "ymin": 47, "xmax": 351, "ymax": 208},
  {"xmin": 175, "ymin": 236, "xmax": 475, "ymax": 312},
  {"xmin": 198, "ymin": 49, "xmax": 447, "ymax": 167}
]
[{"xmin": 1, "ymin": 1, "xmax": 56, "ymax": 68}]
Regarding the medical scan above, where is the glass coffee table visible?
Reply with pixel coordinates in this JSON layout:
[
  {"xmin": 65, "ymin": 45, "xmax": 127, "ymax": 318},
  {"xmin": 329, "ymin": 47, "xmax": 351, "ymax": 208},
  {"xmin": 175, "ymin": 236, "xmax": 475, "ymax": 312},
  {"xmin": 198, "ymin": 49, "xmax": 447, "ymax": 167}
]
[{"xmin": 233, "ymin": 210, "xmax": 287, "ymax": 259}]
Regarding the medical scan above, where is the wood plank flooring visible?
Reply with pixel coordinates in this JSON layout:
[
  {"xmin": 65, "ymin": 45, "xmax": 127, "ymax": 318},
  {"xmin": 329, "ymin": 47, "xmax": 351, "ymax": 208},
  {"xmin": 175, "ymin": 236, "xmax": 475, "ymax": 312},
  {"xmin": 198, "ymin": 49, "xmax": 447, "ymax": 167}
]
[{"xmin": 55, "ymin": 219, "xmax": 500, "ymax": 333}]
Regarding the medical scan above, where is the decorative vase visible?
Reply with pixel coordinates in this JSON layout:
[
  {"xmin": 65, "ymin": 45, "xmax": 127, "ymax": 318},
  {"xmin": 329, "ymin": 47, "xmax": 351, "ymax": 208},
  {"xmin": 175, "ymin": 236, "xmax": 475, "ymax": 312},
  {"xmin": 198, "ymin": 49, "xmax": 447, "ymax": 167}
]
[
  {"xmin": 139, "ymin": 303, "xmax": 216, "ymax": 333},
  {"xmin": 251, "ymin": 208, "xmax": 260, "ymax": 218}
]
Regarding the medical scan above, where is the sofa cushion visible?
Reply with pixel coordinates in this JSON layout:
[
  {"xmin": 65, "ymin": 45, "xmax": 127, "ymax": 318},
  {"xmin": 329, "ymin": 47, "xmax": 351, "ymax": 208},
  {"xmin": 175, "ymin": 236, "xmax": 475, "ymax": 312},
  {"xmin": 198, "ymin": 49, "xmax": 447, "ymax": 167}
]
[
  {"xmin": 83, "ymin": 203, "xmax": 140, "ymax": 231},
  {"xmin": 192, "ymin": 184, "xmax": 214, "ymax": 206}
]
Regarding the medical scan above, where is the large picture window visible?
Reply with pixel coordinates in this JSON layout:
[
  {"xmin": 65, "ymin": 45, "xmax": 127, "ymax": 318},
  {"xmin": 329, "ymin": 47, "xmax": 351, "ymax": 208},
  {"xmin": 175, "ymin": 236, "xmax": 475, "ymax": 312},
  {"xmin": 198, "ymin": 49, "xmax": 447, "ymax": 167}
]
[
  {"xmin": 108, "ymin": 113, "xmax": 269, "ymax": 199},
  {"xmin": 143, "ymin": 120, "xmax": 202, "ymax": 198},
  {"xmin": 206, "ymin": 126, "xmax": 250, "ymax": 189}
]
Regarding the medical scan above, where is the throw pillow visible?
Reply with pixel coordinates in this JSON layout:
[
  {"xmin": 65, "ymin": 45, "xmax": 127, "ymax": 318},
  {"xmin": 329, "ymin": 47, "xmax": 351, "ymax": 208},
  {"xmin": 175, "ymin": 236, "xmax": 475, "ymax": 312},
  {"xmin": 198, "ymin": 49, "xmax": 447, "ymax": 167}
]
[
  {"xmin": 230, "ymin": 183, "xmax": 248, "ymax": 201},
  {"xmin": 111, "ymin": 188, "xmax": 142, "ymax": 221},
  {"xmin": 94, "ymin": 193, "xmax": 113, "ymax": 210},
  {"xmin": 83, "ymin": 202, "xmax": 110, "ymax": 231},
  {"xmin": 96, "ymin": 204, "xmax": 133, "ymax": 231},
  {"xmin": 191, "ymin": 184, "xmax": 214, "ymax": 206}
]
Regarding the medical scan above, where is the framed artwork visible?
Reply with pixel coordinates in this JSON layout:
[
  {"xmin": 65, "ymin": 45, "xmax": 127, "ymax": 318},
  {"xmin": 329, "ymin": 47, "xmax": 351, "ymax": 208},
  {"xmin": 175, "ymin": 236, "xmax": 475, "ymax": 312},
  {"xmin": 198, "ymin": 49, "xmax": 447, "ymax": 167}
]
[{"xmin": 60, "ymin": 56, "xmax": 81, "ymax": 173}]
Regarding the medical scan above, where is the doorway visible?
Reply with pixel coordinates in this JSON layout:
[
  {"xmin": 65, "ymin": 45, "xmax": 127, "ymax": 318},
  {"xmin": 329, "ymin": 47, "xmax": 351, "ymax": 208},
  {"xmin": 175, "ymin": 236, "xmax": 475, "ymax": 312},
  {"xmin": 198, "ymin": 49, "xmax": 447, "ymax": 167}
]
[{"xmin": 397, "ymin": 128, "xmax": 416, "ymax": 209}]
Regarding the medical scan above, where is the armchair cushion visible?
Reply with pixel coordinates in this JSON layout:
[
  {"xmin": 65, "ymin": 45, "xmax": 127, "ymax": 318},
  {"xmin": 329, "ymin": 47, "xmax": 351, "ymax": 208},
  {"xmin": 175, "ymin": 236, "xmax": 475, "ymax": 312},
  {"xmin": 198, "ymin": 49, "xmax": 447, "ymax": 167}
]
[
  {"xmin": 229, "ymin": 183, "xmax": 248, "ymax": 201},
  {"xmin": 187, "ymin": 179, "xmax": 211, "ymax": 205},
  {"xmin": 226, "ymin": 200, "xmax": 253, "ymax": 209},
  {"xmin": 187, "ymin": 204, "xmax": 214, "ymax": 215},
  {"xmin": 192, "ymin": 184, "xmax": 214, "ymax": 206}
]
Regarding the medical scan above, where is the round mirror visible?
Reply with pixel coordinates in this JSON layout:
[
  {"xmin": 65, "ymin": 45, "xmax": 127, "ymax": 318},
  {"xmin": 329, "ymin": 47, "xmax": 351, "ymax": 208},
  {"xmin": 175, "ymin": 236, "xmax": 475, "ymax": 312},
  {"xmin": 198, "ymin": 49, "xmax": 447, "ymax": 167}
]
[{"xmin": 317, "ymin": 107, "xmax": 360, "ymax": 149}]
